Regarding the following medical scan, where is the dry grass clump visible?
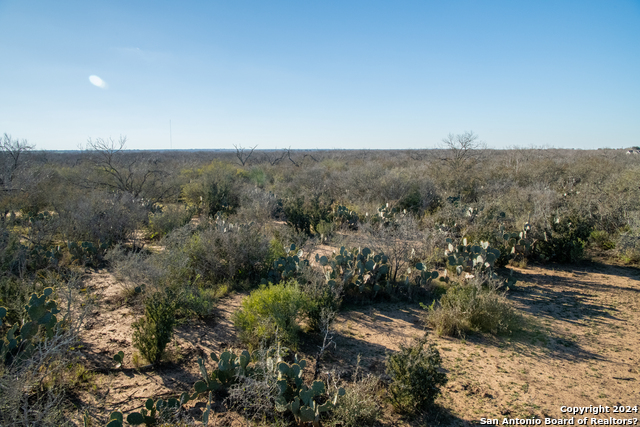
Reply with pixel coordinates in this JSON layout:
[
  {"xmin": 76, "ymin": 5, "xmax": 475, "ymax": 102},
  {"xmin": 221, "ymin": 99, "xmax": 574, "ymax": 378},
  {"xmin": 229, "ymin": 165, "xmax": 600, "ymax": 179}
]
[
  {"xmin": 329, "ymin": 360, "xmax": 382, "ymax": 427},
  {"xmin": 424, "ymin": 276, "xmax": 520, "ymax": 337}
]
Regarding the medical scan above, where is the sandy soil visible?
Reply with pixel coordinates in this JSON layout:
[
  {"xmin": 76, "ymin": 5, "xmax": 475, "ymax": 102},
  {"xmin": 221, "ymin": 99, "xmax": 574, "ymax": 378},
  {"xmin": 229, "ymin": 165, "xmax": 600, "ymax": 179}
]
[
  {"xmin": 75, "ymin": 261, "xmax": 640, "ymax": 426},
  {"xmin": 76, "ymin": 270, "xmax": 245, "ymax": 421}
]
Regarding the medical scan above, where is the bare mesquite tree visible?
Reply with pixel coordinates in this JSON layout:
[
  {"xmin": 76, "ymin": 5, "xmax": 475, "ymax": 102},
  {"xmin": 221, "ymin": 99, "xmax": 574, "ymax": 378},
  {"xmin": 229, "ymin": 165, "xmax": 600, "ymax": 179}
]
[
  {"xmin": 233, "ymin": 144, "xmax": 257, "ymax": 166},
  {"xmin": 441, "ymin": 131, "xmax": 486, "ymax": 173},
  {"xmin": 83, "ymin": 136, "xmax": 174, "ymax": 205},
  {"xmin": 439, "ymin": 131, "xmax": 486, "ymax": 200},
  {"xmin": 1, "ymin": 133, "xmax": 34, "ymax": 190},
  {"xmin": 261, "ymin": 149, "xmax": 288, "ymax": 166}
]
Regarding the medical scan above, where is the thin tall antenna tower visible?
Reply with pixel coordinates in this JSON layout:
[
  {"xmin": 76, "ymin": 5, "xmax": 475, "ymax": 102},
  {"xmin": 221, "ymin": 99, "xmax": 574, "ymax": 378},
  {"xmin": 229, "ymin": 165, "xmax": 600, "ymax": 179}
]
[{"xmin": 170, "ymin": 120, "xmax": 172, "ymax": 150}]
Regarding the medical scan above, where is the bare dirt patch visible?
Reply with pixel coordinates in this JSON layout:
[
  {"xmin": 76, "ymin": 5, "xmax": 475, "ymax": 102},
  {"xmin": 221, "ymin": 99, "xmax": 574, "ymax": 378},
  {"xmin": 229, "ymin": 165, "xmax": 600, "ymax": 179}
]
[{"xmin": 311, "ymin": 263, "xmax": 640, "ymax": 425}]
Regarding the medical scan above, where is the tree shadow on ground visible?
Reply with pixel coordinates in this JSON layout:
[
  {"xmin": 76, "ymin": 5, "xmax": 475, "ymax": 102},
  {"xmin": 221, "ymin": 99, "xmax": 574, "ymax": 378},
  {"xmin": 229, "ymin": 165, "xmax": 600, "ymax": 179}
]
[
  {"xmin": 583, "ymin": 260, "xmax": 640, "ymax": 282},
  {"xmin": 511, "ymin": 261, "xmax": 640, "ymax": 293},
  {"xmin": 421, "ymin": 405, "xmax": 479, "ymax": 427},
  {"xmin": 508, "ymin": 279, "xmax": 622, "ymax": 324},
  {"xmin": 494, "ymin": 263, "xmax": 637, "ymax": 363}
]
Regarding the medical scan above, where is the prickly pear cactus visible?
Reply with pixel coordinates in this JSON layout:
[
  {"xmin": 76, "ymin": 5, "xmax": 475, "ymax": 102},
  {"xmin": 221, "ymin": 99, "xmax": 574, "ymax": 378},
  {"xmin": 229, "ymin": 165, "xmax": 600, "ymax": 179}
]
[
  {"xmin": 67, "ymin": 240, "xmax": 108, "ymax": 266},
  {"xmin": 444, "ymin": 237, "xmax": 501, "ymax": 276},
  {"xmin": 275, "ymin": 356, "xmax": 345, "ymax": 426},
  {"xmin": 332, "ymin": 205, "xmax": 359, "ymax": 230},
  {"xmin": 500, "ymin": 223, "xmax": 533, "ymax": 257},
  {"xmin": 192, "ymin": 349, "xmax": 254, "ymax": 398},
  {"xmin": 317, "ymin": 246, "xmax": 390, "ymax": 296},
  {"xmin": 414, "ymin": 263, "xmax": 439, "ymax": 287},
  {"xmin": 1, "ymin": 287, "xmax": 61, "ymax": 365},
  {"xmin": 267, "ymin": 244, "xmax": 309, "ymax": 283},
  {"xmin": 376, "ymin": 203, "xmax": 398, "ymax": 225}
]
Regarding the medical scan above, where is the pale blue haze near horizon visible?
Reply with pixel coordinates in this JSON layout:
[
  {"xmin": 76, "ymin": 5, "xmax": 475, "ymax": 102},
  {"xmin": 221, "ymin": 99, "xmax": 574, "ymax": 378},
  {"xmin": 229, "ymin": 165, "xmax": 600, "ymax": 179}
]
[{"xmin": 1, "ymin": 0, "xmax": 639, "ymax": 150}]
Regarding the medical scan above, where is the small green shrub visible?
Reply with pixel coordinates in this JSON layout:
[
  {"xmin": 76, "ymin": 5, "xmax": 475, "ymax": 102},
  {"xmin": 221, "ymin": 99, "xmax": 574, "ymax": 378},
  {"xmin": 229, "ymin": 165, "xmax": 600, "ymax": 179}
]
[
  {"xmin": 265, "ymin": 238, "xmax": 287, "ymax": 268},
  {"xmin": 295, "ymin": 265, "xmax": 342, "ymax": 332},
  {"xmin": 132, "ymin": 291, "xmax": 177, "ymax": 364},
  {"xmin": 385, "ymin": 336, "xmax": 447, "ymax": 413},
  {"xmin": 178, "ymin": 286, "xmax": 221, "ymax": 319},
  {"xmin": 247, "ymin": 167, "xmax": 268, "ymax": 188},
  {"xmin": 232, "ymin": 280, "xmax": 309, "ymax": 350},
  {"xmin": 589, "ymin": 230, "xmax": 615, "ymax": 251},
  {"xmin": 315, "ymin": 220, "xmax": 336, "ymax": 240}
]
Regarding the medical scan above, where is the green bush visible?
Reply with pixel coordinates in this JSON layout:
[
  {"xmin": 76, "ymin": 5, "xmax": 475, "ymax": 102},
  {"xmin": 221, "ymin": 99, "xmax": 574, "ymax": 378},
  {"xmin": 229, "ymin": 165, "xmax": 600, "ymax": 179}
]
[
  {"xmin": 205, "ymin": 179, "xmax": 240, "ymax": 218},
  {"xmin": 385, "ymin": 336, "xmax": 447, "ymax": 413},
  {"xmin": 132, "ymin": 291, "xmax": 177, "ymax": 364},
  {"xmin": 232, "ymin": 280, "xmax": 309, "ymax": 350},
  {"xmin": 589, "ymin": 230, "xmax": 615, "ymax": 251},
  {"xmin": 247, "ymin": 167, "xmax": 268, "ymax": 188},
  {"xmin": 396, "ymin": 181, "xmax": 441, "ymax": 215},
  {"xmin": 178, "ymin": 285, "xmax": 222, "ymax": 319},
  {"xmin": 424, "ymin": 278, "xmax": 519, "ymax": 337},
  {"xmin": 298, "ymin": 267, "xmax": 342, "ymax": 332}
]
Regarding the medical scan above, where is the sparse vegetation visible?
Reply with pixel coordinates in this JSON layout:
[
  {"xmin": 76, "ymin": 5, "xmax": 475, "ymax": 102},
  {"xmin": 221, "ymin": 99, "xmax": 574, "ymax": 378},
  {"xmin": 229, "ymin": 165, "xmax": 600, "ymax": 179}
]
[{"xmin": 1, "ymin": 138, "xmax": 639, "ymax": 425}]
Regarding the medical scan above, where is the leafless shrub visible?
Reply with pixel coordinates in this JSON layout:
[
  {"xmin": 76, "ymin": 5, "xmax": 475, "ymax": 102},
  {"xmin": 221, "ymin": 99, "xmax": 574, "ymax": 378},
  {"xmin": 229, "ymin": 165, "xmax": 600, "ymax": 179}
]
[
  {"xmin": 225, "ymin": 347, "xmax": 282, "ymax": 421},
  {"xmin": 362, "ymin": 216, "xmax": 424, "ymax": 284},
  {"xmin": 105, "ymin": 245, "xmax": 166, "ymax": 293},
  {"xmin": 233, "ymin": 143, "xmax": 257, "ymax": 166},
  {"xmin": 83, "ymin": 136, "xmax": 176, "ymax": 204},
  {"xmin": 55, "ymin": 190, "xmax": 147, "ymax": 245},
  {"xmin": 187, "ymin": 221, "xmax": 270, "ymax": 285},
  {"xmin": 234, "ymin": 187, "xmax": 283, "ymax": 224},
  {"xmin": 0, "ymin": 133, "xmax": 34, "ymax": 191}
]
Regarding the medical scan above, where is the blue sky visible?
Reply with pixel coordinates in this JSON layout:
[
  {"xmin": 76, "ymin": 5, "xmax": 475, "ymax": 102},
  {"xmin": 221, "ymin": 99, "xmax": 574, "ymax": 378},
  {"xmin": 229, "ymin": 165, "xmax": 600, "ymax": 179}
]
[{"xmin": 1, "ymin": 0, "xmax": 639, "ymax": 150}]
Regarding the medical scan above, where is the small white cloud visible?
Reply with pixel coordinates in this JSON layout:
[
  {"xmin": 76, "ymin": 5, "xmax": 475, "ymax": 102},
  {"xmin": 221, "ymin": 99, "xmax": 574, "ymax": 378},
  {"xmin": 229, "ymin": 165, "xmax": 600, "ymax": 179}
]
[{"xmin": 89, "ymin": 75, "xmax": 108, "ymax": 89}]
